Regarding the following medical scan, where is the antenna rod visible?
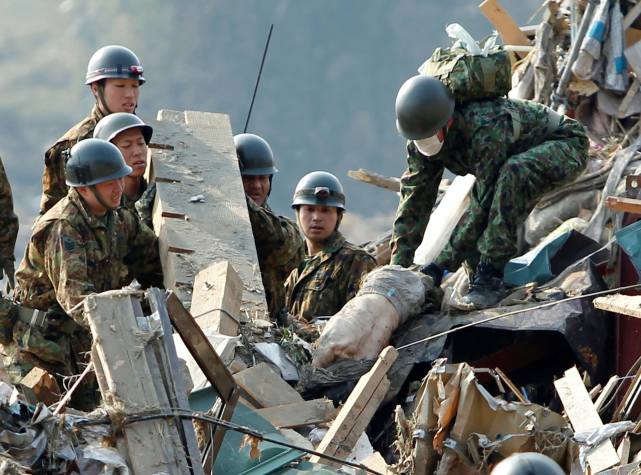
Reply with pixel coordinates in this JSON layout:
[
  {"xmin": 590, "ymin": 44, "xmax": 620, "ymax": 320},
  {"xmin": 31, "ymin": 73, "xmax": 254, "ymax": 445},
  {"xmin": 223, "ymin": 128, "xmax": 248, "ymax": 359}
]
[{"xmin": 244, "ymin": 24, "xmax": 274, "ymax": 133}]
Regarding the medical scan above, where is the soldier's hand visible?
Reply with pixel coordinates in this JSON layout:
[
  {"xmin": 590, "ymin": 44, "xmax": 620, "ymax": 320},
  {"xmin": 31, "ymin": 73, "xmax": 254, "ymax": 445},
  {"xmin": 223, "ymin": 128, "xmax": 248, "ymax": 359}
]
[
  {"xmin": 0, "ymin": 258, "xmax": 15, "ymax": 291},
  {"xmin": 419, "ymin": 262, "xmax": 444, "ymax": 287}
]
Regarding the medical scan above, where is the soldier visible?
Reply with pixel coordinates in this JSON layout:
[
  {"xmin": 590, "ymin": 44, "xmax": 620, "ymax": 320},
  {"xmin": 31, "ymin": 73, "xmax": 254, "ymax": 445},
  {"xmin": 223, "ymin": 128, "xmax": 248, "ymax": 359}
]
[
  {"xmin": 94, "ymin": 112, "xmax": 155, "ymax": 227},
  {"xmin": 391, "ymin": 76, "xmax": 588, "ymax": 309},
  {"xmin": 40, "ymin": 45, "xmax": 145, "ymax": 214},
  {"xmin": 234, "ymin": 133, "xmax": 305, "ymax": 321},
  {"xmin": 12, "ymin": 139, "xmax": 161, "ymax": 408},
  {"xmin": 0, "ymin": 157, "xmax": 18, "ymax": 289},
  {"xmin": 285, "ymin": 171, "xmax": 376, "ymax": 321}
]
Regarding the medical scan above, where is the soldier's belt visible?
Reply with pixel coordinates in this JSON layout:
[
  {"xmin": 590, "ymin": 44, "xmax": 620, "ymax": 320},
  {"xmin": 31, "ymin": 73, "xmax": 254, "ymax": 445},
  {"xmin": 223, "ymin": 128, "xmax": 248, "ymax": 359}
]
[{"xmin": 16, "ymin": 305, "xmax": 80, "ymax": 334}]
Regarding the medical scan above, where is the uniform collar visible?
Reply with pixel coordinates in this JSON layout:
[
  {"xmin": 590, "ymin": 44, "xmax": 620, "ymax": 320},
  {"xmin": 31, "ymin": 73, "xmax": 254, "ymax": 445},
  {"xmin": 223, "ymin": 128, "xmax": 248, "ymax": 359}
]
[
  {"xmin": 68, "ymin": 188, "xmax": 115, "ymax": 230},
  {"xmin": 307, "ymin": 231, "xmax": 345, "ymax": 263}
]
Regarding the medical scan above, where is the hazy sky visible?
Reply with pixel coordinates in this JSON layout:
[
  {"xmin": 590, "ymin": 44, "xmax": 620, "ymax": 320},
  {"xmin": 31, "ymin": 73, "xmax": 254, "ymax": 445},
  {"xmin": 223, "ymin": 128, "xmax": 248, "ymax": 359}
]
[{"xmin": 0, "ymin": 0, "xmax": 541, "ymax": 260}]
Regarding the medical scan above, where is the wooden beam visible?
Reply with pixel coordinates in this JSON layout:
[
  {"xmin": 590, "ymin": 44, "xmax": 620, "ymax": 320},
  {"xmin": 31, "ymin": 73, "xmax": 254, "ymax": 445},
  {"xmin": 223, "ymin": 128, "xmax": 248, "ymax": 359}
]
[
  {"xmin": 190, "ymin": 260, "xmax": 242, "ymax": 336},
  {"xmin": 593, "ymin": 294, "xmax": 641, "ymax": 319},
  {"xmin": 85, "ymin": 292, "xmax": 191, "ymax": 474},
  {"xmin": 347, "ymin": 169, "xmax": 400, "ymax": 192},
  {"xmin": 479, "ymin": 0, "xmax": 531, "ymax": 58},
  {"xmin": 605, "ymin": 196, "xmax": 641, "ymax": 214},
  {"xmin": 309, "ymin": 346, "xmax": 398, "ymax": 465},
  {"xmin": 554, "ymin": 367, "xmax": 619, "ymax": 473},
  {"xmin": 150, "ymin": 110, "xmax": 267, "ymax": 314},
  {"xmin": 233, "ymin": 363, "xmax": 303, "ymax": 408},
  {"xmin": 165, "ymin": 292, "xmax": 237, "ymax": 402},
  {"xmin": 254, "ymin": 399, "xmax": 336, "ymax": 428}
]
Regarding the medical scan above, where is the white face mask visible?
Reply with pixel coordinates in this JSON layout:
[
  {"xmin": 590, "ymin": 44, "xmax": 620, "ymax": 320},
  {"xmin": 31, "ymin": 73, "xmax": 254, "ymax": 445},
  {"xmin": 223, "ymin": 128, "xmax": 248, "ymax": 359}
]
[{"xmin": 414, "ymin": 134, "xmax": 444, "ymax": 157}]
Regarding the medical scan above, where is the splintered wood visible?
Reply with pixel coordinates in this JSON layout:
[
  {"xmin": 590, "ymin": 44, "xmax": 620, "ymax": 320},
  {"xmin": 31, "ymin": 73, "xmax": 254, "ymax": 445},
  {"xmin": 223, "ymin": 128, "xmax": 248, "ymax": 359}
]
[
  {"xmin": 594, "ymin": 294, "xmax": 641, "ymax": 319},
  {"xmin": 554, "ymin": 367, "xmax": 619, "ymax": 473},
  {"xmin": 84, "ymin": 292, "xmax": 203, "ymax": 475},
  {"xmin": 147, "ymin": 109, "xmax": 267, "ymax": 318},
  {"xmin": 310, "ymin": 346, "xmax": 398, "ymax": 466}
]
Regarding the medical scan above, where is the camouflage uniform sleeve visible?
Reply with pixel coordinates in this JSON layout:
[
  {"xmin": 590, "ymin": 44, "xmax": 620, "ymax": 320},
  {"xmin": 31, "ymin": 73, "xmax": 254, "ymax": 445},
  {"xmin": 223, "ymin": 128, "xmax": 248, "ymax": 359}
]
[
  {"xmin": 390, "ymin": 143, "xmax": 444, "ymax": 267},
  {"xmin": 40, "ymin": 143, "xmax": 70, "ymax": 214},
  {"xmin": 135, "ymin": 182, "xmax": 156, "ymax": 229},
  {"xmin": 248, "ymin": 198, "xmax": 305, "ymax": 265},
  {"xmin": 342, "ymin": 251, "xmax": 377, "ymax": 303},
  {"xmin": 43, "ymin": 220, "xmax": 94, "ymax": 324},
  {"xmin": 0, "ymin": 158, "xmax": 18, "ymax": 260},
  {"xmin": 122, "ymin": 208, "xmax": 163, "ymax": 287}
]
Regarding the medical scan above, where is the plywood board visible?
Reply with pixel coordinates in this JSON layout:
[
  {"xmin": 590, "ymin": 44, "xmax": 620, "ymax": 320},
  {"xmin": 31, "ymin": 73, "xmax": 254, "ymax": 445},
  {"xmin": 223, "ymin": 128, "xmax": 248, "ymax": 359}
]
[{"xmin": 254, "ymin": 399, "xmax": 336, "ymax": 428}]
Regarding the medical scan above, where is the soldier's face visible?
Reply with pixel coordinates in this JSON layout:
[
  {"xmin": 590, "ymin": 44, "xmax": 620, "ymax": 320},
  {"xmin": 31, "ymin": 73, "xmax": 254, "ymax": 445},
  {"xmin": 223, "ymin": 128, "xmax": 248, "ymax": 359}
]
[
  {"xmin": 242, "ymin": 175, "xmax": 270, "ymax": 206},
  {"xmin": 78, "ymin": 178, "xmax": 125, "ymax": 215},
  {"xmin": 93, "ymin": 79, "xmax": 140, "ymax": 113},
  {"xmin": 112, "ymin": 128, "xmax": 147, "ymax": 178},
  {"xmin": 297, "ymin": 205, "xmax": 338, "ymax": 242}
]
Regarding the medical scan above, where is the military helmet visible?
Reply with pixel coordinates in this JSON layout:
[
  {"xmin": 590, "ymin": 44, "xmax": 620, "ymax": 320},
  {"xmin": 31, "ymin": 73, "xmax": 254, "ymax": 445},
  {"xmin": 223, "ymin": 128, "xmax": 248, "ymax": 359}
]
[
  {"xmin": 234, "ymin": 133, "xmax": 278, "ymax": 176},
  {"xmin": 292, "ymin": 171, "xmax": 345, "ymax": 210},
  {"xmin": 66, "ymin": 139, "xmax": 133, "ymax": 187},
  {"xmin": 395, "ymin": 75, "xmax": 454, "ymax": 140},
  {"xmin": 85, "ymin": 45, "xmax": 145, "ymax": 85},
  {"xmin": 491, "ymin": 453, "xmax": 564, "ymax": 475},
  {"xmin": 93, "ymin": 113, "xmax": 153, "ymax": 144}
]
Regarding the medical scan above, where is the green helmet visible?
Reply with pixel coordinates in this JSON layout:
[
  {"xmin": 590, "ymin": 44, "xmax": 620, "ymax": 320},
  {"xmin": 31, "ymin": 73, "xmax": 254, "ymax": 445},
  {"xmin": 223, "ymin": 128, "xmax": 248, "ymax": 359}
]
[
  {"xmin": 93, "ymin": 113, "xmax": 153, "ymax": 144},
  {"xmin": 491, "ymin": 453, "xmax": 564, "ymax": 475},
  {"xmin": 395, "ymin": 75, "xmax": 454, "ymax": 140},
  {"xmin": 234, "ymin": 133, "xmax": 278, "ymax": 176},
  {"xmin": 292, "ymin": 171, "xmax": 345, "ymax": 210},
  {"xmin": 66, "ymin": 139, "xmax": 132, "ymax": 187},
  {"xmin": 85, "ymin": 45, "xmax": 145, "ymax": 85}
]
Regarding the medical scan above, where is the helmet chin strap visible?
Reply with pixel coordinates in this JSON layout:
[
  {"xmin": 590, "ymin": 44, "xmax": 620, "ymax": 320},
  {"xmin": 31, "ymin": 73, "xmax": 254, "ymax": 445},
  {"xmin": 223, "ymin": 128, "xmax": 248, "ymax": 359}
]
[
  {"xmin": 90, "ymin": 185, "xmax": 118, "ymax": 212},
  {"xmin": 95, "ymin": 80, "xmax": 139, "ymax": 116}
]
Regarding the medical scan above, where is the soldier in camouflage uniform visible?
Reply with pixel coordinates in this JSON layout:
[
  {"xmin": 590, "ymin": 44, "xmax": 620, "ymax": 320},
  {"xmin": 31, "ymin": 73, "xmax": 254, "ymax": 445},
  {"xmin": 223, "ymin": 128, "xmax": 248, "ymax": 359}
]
[
  {"xmin": 285, "ymin": 172, "xmax": 376, "ymax": 321},
  {"xmin": 0, "ymin": 157, "xmax": 18, "ymax": 289},
  {"xmin": 235, "ymin": 133, "xmax": 305, "ymax": 320},
  {"xmin": 94, "ymin": 113, "xmax": 156, "ymax": 227},
  {"xmin": 391, "ymin": 76, "xmax": 589, "ymax": 308},
  {"xmin": 40, "ymin": 45, "xmax": 145, "ymax": 214},
  {"xmin": 12, "ymin": 139, "xmax": 161, "ymax": 409}
]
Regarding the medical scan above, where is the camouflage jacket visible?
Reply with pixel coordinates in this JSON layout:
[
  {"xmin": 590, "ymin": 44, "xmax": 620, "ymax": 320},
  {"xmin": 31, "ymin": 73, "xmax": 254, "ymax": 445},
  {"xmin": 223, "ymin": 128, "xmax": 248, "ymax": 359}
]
[
  {"xmin": 248, "ymin": 198, "xmax": 305, "ymax": 319},
  {"xmin": 390, "ymin": 98, "xmax": 586, "ymax": 267},
  {"xmin": 15, "ymin": 188, "xmax": 161, "ymax": 324},
  {"xmin": 39, "ymin": 105, "xmax": 106, "ymax": 214},
  {"xmin": 0, "ymin": 157, "xmax": 18, "ymax": 260},
  {"xmin": 122, "ymin": 179, "xmax": 156, "ymax": 229},
  {"xmin": 285, "ymin": 231, "xmax": 376, "ymax": 321}
]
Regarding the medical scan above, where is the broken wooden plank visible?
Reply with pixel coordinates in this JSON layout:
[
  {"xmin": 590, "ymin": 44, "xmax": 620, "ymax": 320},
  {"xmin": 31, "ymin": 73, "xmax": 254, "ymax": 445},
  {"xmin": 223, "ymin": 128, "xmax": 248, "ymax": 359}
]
[
  {"xmin": 625, "ymin": 41, "xmax": 641, "ymax": 79},
  {"xmin": 233, "ymin": 362, "xmax": 303, "ymax": 408},
  {"xmin": 605, "ymin": 196, "xmax": 641, "ymax": 214},
  {"xmin": 254, "ymin": 399, "xmax": 336, "ymax": 428},
  {"xmin": 149, "ymin": 109, "xmax": 267, "ymax": 315},
  {"xmin": 594, "ymin": 375, "xmax": 619, "ymax": 413},
  {"xmin": 190, "ymin": 260, "xmax": 242, "ymax": 336},
  {"xmin": 85, "ymin": 292, "xmax": 190, "ymax": 474},
  {"xmin": 554, "ymin": 367, "xmax": 619, "ymax": 473},
  {"xmin": 495, "ymin": 367, "xmax": 527, "ymax": 403},
  {"xmin": 309, "ymin": 346, "xmax": 398, "ymax": 465},
  {"xmin": 617, "ymin": 436, "xmax": 631, "ymax": 465},
  {"xmin": 593, "ymin": 294, "xmax": 641, "ymax": 319},
  {"xmin": 479, "ymin": 0, "xmax": 531, "ymax": 58},
  {"xmin": 165, "ymin": 292, "xmax": 237, "ymax": 402},
  {"xmin": 347, "ymin": 168, "xmax": 400, "ymax": 192}
]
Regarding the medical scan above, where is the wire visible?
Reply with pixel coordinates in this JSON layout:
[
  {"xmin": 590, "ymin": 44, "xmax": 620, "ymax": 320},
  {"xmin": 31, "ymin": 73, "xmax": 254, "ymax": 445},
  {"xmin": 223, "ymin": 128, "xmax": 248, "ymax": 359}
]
[
  {"xmin": 396, "ymin": 283, "xmax": 641, "ymax": 351},
  {"xmin": 77, "ymin": 408, "xmax": 384, "ymax": 475},
  {"xmin": 243, "ymin": 24, "xmax": 274, "ymax": 133}
]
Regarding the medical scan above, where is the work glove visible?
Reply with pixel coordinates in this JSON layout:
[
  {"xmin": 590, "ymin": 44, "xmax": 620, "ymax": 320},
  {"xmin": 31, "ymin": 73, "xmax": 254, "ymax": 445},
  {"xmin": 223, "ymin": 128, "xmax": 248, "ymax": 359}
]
[
  {"xmin": 0, "ymin": 258, "xmax": 15, "ymax": 292},
  {"xmin": 420, "ymin": 262, "xmax": 444, "ymax": 287}
]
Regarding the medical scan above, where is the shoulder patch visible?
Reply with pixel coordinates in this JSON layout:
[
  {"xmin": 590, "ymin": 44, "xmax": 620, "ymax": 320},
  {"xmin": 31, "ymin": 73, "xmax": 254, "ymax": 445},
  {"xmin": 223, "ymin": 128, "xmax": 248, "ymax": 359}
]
[{"xmin": 62, "ymin": 235, "xmax": 77, "ymax": 251}]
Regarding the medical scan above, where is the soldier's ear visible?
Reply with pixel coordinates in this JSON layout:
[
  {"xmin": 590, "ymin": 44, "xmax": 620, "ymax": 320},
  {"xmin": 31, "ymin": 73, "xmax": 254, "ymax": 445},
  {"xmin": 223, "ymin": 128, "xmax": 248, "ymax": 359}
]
[{"xmin": 90, "ymin": 82, "xmax": 99, "ymax": 99}]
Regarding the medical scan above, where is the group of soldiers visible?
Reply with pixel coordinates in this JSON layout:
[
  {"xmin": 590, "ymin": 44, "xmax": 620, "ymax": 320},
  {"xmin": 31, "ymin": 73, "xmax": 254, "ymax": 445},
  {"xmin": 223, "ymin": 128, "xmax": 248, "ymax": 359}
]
[{"xmin": 0, "ymin": 43, "xmax": 588, "ymax": 409}]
